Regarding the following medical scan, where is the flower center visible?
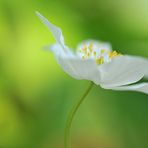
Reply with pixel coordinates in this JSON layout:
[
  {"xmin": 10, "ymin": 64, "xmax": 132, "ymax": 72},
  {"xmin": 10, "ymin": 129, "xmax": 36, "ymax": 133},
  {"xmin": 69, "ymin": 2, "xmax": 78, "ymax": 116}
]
[{"xmin": 78, "ymin": 42, "xmax": 122, "ymax": 65}]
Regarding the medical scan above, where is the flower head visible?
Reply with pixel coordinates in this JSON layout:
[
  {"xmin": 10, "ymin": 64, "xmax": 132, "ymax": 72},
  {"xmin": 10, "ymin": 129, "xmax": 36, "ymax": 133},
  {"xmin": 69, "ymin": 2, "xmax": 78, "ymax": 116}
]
[{"xmin": 36, "ymin": 12, "xmax": 148, "ymax": 94}]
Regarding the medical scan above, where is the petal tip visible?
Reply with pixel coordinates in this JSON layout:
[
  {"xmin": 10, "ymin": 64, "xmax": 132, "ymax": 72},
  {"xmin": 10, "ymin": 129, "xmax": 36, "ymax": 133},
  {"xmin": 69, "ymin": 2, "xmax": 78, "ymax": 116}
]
[{"xmin": 35, "ymin": 11, "xmax": 42, "ymax": 19}]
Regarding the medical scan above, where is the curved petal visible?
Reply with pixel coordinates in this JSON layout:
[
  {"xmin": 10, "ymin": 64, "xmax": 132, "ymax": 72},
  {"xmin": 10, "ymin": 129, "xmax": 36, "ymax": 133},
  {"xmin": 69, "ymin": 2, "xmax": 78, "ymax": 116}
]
[
  {"xmin": 36, "ymin": 11, "xmax": 65, "ymax": 48},
  {"xmin": 101, "ymin": 83, "xmax": 148, "ymax": 94},
  {"xmin": 45, "ymin": 44, "xmax": 74, "ymax": 57},
  {"xmin": 36, "ymin": 12, "xmax": 102, "ymax": 82},
  {"xmin": 56, "ymin": 56, "xmax": 101, "ymax": 84},
  {"xmin": 99, "ymin": 55, "xmax": 148, "ymax": 87}
]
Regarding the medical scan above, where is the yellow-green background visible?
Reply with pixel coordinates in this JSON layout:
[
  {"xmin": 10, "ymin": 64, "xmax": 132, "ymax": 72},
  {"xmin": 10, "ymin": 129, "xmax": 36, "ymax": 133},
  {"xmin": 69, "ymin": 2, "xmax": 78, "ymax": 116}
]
[{"xmin": 0, "ymin": 0, "xmax": 148, "ymax": 148}]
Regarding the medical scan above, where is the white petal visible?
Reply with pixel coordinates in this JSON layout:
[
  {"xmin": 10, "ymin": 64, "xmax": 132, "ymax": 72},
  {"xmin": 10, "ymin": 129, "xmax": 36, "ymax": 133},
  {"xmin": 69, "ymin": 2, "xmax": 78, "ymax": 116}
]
[
  {"xmin": 101, "ymin": 83, "xmax": 148, "ymax": 94},
  {"xmin": 45, "ymin": 44, "xmax": 65, "ymax": 55},
  {"xmin": 56, "ymin": 56, "xmax": 101, "ymax": 83},
  {"xmin": 36, "ymin": 11, "xmax": 65, "ymax": 47},
  {"xmin": 99, "ymin": 55, "xmax": 148, "ymax": 87},
  {"xmin": 44, "ymin": 44, "xmax": 85, "ymax": 80},
  {"xmin": 44, "ymin": 43, "xmax": 101, "ymax": 82}
]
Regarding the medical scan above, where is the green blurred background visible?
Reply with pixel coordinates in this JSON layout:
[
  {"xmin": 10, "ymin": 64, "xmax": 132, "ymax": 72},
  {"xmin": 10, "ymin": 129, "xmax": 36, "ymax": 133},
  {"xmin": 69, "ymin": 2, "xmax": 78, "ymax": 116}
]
[{"xmin": 0, "ymin": 0, "xmax": 148, "ymax": 148}]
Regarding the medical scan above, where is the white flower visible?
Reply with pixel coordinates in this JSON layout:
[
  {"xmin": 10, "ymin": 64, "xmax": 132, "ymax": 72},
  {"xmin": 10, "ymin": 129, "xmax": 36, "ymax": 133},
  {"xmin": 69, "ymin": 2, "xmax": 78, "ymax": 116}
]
[{"xmin": 36, "ymin": 12, "xmax": 148, "ymax": 94}]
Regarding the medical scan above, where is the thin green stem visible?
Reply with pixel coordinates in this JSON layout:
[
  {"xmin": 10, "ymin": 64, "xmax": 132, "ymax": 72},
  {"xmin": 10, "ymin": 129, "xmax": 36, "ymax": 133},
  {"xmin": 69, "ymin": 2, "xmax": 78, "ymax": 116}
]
[{"xmin": 64, "ymin": 82, "xmax": 94, "ymax": 148}]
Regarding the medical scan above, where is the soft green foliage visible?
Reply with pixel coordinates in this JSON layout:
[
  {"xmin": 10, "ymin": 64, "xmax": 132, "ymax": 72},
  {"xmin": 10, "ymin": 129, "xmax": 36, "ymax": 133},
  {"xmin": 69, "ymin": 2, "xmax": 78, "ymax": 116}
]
[{"xmin": 0, "ymin": 0, "xmax": 148, "ymax": 147}]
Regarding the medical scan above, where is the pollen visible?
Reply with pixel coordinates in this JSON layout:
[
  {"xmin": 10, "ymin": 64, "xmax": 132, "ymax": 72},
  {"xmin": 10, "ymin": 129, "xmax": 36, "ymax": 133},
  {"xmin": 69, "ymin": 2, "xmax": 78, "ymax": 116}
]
[
  {"xmin": 101, "ymin": 49, "xmax": 105, "ymax": 54},
  {"xmin": 82, "ymin": 55, "xmax": 85, "ymax": 59},
  {"xmin": 93, "ymin": 51, "xmax": 96, "ymax": 56},
  {"xmin": 96, "ymin": 56, "xmax": 104, "ymax": 65},
  {"xmin": 89, "ymin": 42, "xmax": 93, "ymax": 52},
  {"xmin": 109, "ymin": 51, "xmax": 121, "ymax": 58},
  {"xmin": 87, "ymin": 52, "xmax": 90, "ymax": 57},
  {"xmin": 82, "ymin": 43, "xmax": 87, "ymax": 52},
  {"xmin": 78, "ymin": 41, "xmax": 122, "ymax": 65}
]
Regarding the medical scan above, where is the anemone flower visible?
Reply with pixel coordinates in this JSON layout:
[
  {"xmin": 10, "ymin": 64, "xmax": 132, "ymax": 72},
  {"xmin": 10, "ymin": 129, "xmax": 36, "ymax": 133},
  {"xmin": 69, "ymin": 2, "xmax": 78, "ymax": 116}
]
[{"xmin": 36, "ymin": 11, "xmax": 148, "ymax": 148}]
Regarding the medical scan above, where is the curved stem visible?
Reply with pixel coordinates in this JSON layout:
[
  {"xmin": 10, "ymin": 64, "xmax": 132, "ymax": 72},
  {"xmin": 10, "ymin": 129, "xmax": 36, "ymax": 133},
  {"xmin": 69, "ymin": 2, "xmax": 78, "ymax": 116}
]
[{"xmin": 64, "ymin": 82, "xmax": 94, "ymax": 148}]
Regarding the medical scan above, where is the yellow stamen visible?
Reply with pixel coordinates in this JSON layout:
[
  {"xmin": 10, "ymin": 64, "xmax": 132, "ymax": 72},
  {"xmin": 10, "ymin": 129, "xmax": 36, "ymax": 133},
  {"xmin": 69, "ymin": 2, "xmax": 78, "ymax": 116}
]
[
  {"xmin": 87, "ymin": 52, "xmax": 90, "ymax": 57},
  {"xmin": 89, "ymin": 42, "xmax": 93, "ymax": 52},
  {"xmin": 109, "ymin": 51, "xmax": 120, "ymax": 58},
  {"xmin": 82, "ymin": 55, "xmax": 85, "ymax": 59},
  {"xmin": 83, "ymin": 43, "xmax": 87, "ymax": 52},
  {"xmin": 93, "ymin": 51, "xmax": 96, "ymax": 56},
  {"xmin": 79, "ymin": 49, "xmax": 82, "ymax": 53},
  {"xmin": 101, "ymin": 49, "xmax": 105, "ymax": 54},
  {"xmin": 96, "ymin": 56, "xmax": 104, "ymax": 65}
]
